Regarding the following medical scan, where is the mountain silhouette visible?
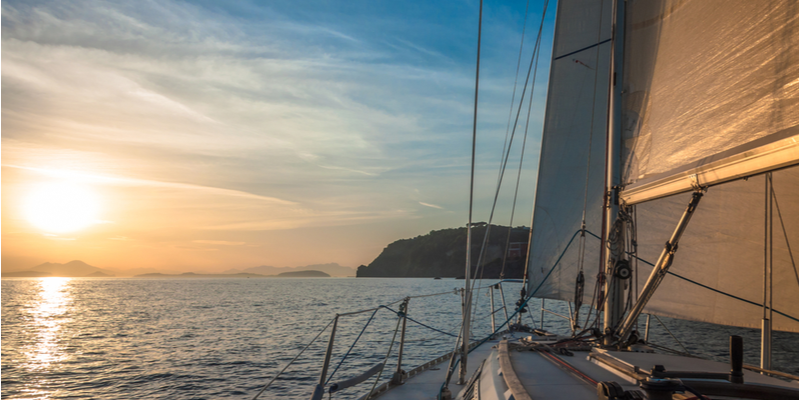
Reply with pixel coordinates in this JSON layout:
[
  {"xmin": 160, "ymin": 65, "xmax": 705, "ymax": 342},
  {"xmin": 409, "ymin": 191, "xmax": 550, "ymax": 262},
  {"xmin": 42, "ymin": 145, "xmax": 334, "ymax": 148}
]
[{"xmin": 27, "ymin": 260, "xmax": 116, "ymax": 277}]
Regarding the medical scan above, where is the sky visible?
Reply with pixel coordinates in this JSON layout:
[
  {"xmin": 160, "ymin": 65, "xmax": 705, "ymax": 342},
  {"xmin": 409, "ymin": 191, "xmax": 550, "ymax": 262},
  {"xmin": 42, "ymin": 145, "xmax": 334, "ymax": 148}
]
[{"xmin": 2, "ymin": 0, "xmax": 555, "ymax": 273}]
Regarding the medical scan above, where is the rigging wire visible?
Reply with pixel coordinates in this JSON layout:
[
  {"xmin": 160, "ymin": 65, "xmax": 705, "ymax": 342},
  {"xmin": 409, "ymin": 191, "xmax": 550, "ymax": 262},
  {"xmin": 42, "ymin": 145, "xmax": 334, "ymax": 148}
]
[
  {"xmin": 768, "ymin": 174, "xmax": 798, "ymax": 283},
  {"xmin": 652, "ymin": 314, "xmax": 690, "ymax": 355},
  {"xmin": 498, "ymin": 0, "xmax": 532, "ymax": 185},
  {"xmin": 624, "ymin": 250, "xmax": 798, "ymax": 322},
  {"xmin": 363, "ymin": 312, "xmax": 404, "ymax": 399},
  {"xmin": 251, "ymin": 317, "xmax": 336, "ymax": 400},
  {"xmin": 325, "ymin": 308, "xmax": 381, "ymax": 385},
  {"xmin": 499, "ymin": 6, "xmax": 545, "ymax": 281},
  {"xmin": 571, "ymin": 0, "xmax": 607, "ymax": 331},
  {"xmin": 469, "ymin": 0, "xmax": 550, "ymax": 330},
  {"xmin": 451, "ymin": 0, "xmax": 483, "ymax": 386}
]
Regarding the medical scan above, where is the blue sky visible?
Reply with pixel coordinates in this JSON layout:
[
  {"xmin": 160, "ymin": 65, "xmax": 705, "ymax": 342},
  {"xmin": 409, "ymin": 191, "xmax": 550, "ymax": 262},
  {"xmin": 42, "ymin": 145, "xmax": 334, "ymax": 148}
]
[{"xmin": 2, "ymin": 0, "xmax": 556, "ymax": 272}]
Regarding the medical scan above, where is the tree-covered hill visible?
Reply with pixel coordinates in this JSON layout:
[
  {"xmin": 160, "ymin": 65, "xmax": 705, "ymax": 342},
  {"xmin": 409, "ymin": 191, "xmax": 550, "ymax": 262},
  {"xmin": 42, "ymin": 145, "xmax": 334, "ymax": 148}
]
[{"xmin": 356, "ymin": 225, "xmax": 529, "ymax": 278}]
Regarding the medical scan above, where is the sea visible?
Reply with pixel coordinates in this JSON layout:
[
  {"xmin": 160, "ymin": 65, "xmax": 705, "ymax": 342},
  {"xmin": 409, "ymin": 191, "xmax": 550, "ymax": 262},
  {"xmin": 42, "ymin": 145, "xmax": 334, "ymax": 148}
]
[{"xmin": 2, "ymin": 277, "xmax": 797, "ymax": 399}]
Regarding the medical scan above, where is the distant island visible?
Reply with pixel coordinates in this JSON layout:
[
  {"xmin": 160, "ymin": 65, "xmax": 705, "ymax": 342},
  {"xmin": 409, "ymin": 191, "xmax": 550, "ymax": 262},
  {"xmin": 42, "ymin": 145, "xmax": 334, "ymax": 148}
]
[
  {"xmin": 277, "ymin": 270, "xmax": 330, "ymax": 277},
  {"xmin": 2, "ymin": 260, "xmax": 116, "ymax": 278},
  {"xmin": 2, "ymin": 270, "xmax": 53, "ymax": 278},
  {"xmin": 357, "ymin": 224, "xmax": 529, "ymax": 278},
  {"xmin": 2, "ymin": 260, "xmax": 350, "ymax": 278},
  {"xmin": 223, "ymin": 263, "xmax": 353, "ymax": 277},
  {"xmin": 133, "ymin": 270, "xmax": 330, "ymax": 278},
  {"xmin": 134, "ymin": 272, "xmax": 266, "ymax": 278}
]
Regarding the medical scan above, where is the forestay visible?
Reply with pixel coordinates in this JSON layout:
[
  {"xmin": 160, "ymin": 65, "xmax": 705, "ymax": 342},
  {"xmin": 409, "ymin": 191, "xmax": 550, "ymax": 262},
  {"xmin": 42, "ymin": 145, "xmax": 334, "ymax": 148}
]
[{"xmin": 526, "ymin": 0, "xmax": 612, "ymax": 303}]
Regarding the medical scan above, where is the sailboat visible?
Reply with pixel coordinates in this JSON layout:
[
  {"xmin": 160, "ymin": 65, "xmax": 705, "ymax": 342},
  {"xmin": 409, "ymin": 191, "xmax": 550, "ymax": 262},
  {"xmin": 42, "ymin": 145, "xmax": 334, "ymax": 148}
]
[{"xmin": 252, "ymin": 0, "xmax": 798, "ymax": 399}]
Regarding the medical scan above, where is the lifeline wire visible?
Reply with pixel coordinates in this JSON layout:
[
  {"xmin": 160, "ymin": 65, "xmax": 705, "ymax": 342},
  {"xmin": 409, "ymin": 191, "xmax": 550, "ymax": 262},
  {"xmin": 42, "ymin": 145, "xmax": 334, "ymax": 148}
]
[
  {"xmin": 251, "ymin": 317, "xmax": 335, "ymax": 400},
  {"xmin": 325, "ymin": 308, "xmax": 382, "ymax": 385},
  {"xmin": 364, "ymin": 312, "xmax": 404, "ymax": 399},
  {"xmin": 381, "ymin": 305, "xmax": 463, "ymax": 339}
]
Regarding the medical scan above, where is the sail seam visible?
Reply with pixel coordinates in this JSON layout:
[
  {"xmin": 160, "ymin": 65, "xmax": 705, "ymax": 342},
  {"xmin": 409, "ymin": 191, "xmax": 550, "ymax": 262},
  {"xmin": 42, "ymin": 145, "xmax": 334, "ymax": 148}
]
[{"xmin": 553, "ymin": 38, "xmax": 612, "ymax": 61}]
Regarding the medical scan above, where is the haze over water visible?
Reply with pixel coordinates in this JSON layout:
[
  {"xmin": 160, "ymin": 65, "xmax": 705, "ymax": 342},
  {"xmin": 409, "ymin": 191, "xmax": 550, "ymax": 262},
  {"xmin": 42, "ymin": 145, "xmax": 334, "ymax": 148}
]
[{"xmin": 2, "ymin": 277, "xmax": 797, "ymax": 399}]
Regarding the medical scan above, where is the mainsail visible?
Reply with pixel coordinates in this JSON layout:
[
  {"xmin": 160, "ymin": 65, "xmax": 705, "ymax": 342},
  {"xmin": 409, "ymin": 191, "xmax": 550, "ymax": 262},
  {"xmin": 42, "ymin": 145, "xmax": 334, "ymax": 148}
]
[
  {"xmin": 620, "ymin": 0, "xmax": 799, "ymax": 332},
  {"xmin": 528, "ymin": 0, "xmax": 799, "ymax": 332}
]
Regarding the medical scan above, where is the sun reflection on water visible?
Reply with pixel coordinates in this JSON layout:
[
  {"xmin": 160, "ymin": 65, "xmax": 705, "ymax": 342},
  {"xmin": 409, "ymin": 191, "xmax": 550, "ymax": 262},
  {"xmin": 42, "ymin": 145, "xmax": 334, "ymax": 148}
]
[{"xmin": 25, "ymin": 277, "xmax": 73, "ymax": 370}]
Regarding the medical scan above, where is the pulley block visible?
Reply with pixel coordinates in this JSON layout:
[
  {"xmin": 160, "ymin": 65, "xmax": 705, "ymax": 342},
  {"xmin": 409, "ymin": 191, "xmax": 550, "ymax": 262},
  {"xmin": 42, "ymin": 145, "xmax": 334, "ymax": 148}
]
[{"xmin": 614, "ymin": 259, "xmax": 632, "ymax": 280}]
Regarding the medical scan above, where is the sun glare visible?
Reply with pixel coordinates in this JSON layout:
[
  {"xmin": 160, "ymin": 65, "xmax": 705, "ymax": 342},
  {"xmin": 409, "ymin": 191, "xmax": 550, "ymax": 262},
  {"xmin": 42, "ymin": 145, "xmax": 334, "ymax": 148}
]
[{"xmin": 23, "ymin": 182, "xmax": 101, "ymax": 233}]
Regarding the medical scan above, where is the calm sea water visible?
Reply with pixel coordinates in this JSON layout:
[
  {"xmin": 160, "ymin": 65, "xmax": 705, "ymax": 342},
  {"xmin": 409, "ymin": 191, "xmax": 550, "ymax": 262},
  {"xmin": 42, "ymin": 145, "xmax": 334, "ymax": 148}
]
[{"xmin": 2, "ymin": 277, "xmax": 797, "ymax": 399}]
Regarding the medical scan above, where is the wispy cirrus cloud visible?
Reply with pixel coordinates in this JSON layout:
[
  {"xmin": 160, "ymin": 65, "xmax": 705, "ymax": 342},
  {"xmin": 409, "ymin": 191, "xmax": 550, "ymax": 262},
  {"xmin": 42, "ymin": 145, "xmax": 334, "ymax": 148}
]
[
  {"xmin": 193, "ymin": 240, "xmax": 246, "ymax": 246},
  {"xmin": 1, "ymin": 0, "xmax": 549, "ymax": 270},
  {"xmin": 419, "ymin": 202, "xmax": 444, "ymax": 209}
]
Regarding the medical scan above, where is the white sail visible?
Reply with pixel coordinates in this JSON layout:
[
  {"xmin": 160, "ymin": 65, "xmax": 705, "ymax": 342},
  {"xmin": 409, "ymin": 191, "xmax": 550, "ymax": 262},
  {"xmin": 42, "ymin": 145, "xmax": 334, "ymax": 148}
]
[
  {"xmin": 528, "ymin": 0, "xmax": 798, "ymax": 332},
  {"xmin": 635, "ymin": 167, "xmax": 798, "ymax": 332},
  {"xmin": 620, "ymin": 0, "xmax": 799, "ymax": 204},
  {"xmin": 526, "ymin": 0, "xmax": 612, "ymax": 302},
  {"xmin": 621, "ymin": 0, "xmax": 799, "ymax": 331}
]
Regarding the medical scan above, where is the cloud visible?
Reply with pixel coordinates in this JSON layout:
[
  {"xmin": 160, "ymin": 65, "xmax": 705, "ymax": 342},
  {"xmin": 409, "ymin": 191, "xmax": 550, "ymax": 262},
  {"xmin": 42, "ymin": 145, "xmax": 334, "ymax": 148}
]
[
  {"xmin": 318, "ymin": 165, "xmax": 379, "ymax": 176},
  {"xmin": 3, "ymin": 164, "xmax": 297, "ymax": 205},
  {"xmin": 419, "ymin": 201, "xmax": 444, "ymax": 209},
  {"xmin": 192, "ymin": 240, "xmax": 245, "ymax": 246},
  {"xmin": 1, "ymin": 0, "xmax": 547, "ymax": 272}
]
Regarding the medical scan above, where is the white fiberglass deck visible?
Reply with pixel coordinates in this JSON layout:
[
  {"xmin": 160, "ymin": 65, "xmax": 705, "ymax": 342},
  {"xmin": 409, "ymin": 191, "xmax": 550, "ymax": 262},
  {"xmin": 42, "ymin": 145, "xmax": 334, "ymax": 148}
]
[
  {"xmin": 374, "ymin": 333, "xmax": 510, "ymax": 400},
  {"xmin": 374, "ymin": 332, "xmax": 798, "ymax": 400}
]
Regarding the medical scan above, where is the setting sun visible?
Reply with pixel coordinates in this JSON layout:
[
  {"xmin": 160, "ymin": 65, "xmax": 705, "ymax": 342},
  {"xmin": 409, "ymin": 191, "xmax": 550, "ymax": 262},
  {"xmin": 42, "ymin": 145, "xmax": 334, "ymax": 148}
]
[{"xmin": 23, "ymin": 182, "xmax": 101, "ymax": 233}]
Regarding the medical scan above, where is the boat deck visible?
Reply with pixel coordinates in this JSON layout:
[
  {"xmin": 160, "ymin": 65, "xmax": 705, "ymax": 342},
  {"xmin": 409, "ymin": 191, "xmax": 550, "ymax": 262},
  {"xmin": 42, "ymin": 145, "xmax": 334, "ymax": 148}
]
[
  {"xmin": 373, "ymin": 331, "xmax": 798, "ymax": 400},
  {"xmin": 374, "ymin": 332, "xmax": 510, "ymax": 400}
]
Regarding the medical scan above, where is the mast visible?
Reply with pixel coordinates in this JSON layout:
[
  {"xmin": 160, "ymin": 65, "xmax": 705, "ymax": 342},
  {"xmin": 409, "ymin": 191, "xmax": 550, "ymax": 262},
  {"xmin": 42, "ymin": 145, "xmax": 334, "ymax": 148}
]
[{"xmin": 601, "ymin": 0, "xmax": 625, "ymax": 345}]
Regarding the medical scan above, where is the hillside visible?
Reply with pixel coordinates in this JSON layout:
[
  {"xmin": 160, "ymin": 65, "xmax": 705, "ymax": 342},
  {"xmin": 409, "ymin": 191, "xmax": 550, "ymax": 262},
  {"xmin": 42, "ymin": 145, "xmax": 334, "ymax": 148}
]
[
  {"xmin": 2, "ymin": 260, "xmax": 116, "ymax": 278},
  {"xmin": 227, "ymin": 263, "xmax": 355, "ymax": 277},
  {"xmin": 277, "ymin": 270, "xmax": 330, "ymax": 277},
  {"xmin": 356, "ymin": 225, "xmax": 529, "ymax": 278},
  {"xmin": 135, "ymin": 272, "xmax": 266, "ymax": 278}
]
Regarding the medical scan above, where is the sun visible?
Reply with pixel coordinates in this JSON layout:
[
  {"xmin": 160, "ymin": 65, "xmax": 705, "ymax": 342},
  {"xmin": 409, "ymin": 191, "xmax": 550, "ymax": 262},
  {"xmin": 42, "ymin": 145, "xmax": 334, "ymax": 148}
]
[{"xmin": 23, "ymin": 182, "xmax": 101, "ymax": 233}]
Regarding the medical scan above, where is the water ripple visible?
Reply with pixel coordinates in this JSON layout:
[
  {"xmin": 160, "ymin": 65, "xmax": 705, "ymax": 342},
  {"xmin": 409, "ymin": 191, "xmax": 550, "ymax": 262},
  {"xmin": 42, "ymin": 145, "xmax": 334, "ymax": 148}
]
[{"xmin": 2, "ymin": 277, "xmax": 797, "ymax": 399}]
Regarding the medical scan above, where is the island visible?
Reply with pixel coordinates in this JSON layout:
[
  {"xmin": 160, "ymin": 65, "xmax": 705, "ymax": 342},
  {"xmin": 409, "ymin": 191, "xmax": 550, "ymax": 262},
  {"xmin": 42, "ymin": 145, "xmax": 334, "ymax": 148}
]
[
  {"xmin": 133, "ymin": 270, "xmax": 331, "ymax": 278},
  {"xmin": 134, "ymin": 272, "xmax": 267, "ymax": 278},
  {"xmin": 277, "ymin": 270, "xmax": 330, "ymax": 278},
  {"xmin": 1, "ymin": 260, "xmax": 116, "ymax": 278},
  {"xmin": 357, "ymin": 224, "xmax": 529, "ymax": 278}
]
